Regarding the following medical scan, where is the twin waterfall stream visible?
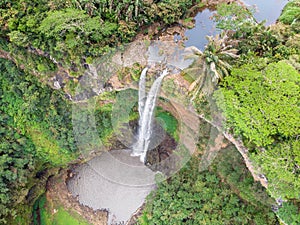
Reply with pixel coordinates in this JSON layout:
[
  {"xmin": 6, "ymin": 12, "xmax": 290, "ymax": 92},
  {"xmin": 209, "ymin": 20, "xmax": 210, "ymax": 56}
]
[{"xmin": 131, "ymin": 67, "xmax": 169, "ymax": 162}]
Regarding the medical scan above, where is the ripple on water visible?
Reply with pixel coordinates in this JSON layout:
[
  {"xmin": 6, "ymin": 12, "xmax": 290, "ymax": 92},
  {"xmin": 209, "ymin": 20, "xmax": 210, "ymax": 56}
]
[{"xmin": 67, "ymin": 150, "xmax": 157, "ymax": 225}]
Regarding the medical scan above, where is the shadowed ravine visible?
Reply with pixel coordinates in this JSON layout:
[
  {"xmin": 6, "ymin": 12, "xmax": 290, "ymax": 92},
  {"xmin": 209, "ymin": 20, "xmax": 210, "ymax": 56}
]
[
  {"xmin": 66, "ymin": 2, "xmax": 291, "ymax": 223},
  {"xmin": 68, "ymin": 68, "xmax": 174, "ymax": 224}
]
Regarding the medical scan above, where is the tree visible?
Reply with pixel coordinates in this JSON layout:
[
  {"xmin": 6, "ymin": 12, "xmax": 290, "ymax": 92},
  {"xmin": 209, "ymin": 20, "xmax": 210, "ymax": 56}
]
[
  {"xmin": 186, "ymin": 32, "xmax": 239, "ymax": 101},
  {"xmin": 277, "ymin": 201, "xmax": 300, "ymax": 225},
  {"xmin": 252, "ymin": 140, "xmax": 300, "ymax": 199},
  {"xmin": 213, "ymin": 2, "xmax": 257, "ymax": 31},
  {"xmin": 213, "ymin": 2, "xmax": 281, "ymax": 58},
  {"xmin": 278, "ymin": 0, "xmax": 300, "ymax": 26},
  {"xmin": 0, "ymin": 59, "xmax": 76, "ymax": 165},
  {"xmin": 0, "ymin": 112, "xmax": 35, "ymax": 223},
  {"xmin": 39, "ymin": 9, "xmax": 89, "ymax": 39},
  {"xmin": 140, "ymin": 156, "xmax": 278, "ymax": 225},
  {"xmin": 214, "ymin": 60, "xmax": 300, "ymax": 147},
  {"xmin": 214, "ymin": 59, "xmax": 300, "ymax": 211}
]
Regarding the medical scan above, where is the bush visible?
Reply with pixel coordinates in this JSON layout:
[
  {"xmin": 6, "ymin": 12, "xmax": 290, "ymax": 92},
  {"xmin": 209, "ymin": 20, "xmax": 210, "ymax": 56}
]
[
  {"xmin": 140, "ymin": 156, "xmax": 278, "ymax": 224},
  {"xmin": 279, "ymin": 0, "xmax": 300, "ymax": 25}
]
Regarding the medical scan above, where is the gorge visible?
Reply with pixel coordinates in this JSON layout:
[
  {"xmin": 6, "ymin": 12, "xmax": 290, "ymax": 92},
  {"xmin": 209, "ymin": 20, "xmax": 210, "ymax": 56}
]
[
  {"xmin": 0, "ymin": 0, "xmax": 297, "ymax": 224},
  {"xmin": 132, "ymin": 68, "xmax": 169, "ymax": 162}
]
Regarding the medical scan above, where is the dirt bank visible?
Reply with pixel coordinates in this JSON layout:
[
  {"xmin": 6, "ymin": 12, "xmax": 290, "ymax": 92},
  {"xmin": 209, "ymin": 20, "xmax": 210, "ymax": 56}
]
[
  {"xmin": 43, "ymin": 1, "xmax": 251, "ymax": 224},
  {"xmin": 46, "ymin": 169, "xmax": 108, "ymax": 225}
]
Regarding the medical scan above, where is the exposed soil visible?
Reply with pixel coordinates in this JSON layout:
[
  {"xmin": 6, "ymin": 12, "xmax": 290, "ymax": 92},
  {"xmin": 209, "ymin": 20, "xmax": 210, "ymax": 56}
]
[
  {"xmin": 197, "ymin": 114, "xmax": 269, "ymax": 189},
  {"xmin": 126, "ymin": 202, "xmax": 146, "ymax": 225},
  {"xmin": 198, "ymin": 132, "xmax": 230, "ymax": 171},
  {"xmin": 67, "ymin": 149, "xmax": 157, "ymax": 225},
  {"xmin": 46, "ymin": 169, "xmax": 108, "ymax": 225},
  {"xmin": 45, "ymin": 105, "xmax": 181, "ymax": 225},
  {"xmin": 41, "ymin": 1, "xmax": 253, "ymax": 224}
]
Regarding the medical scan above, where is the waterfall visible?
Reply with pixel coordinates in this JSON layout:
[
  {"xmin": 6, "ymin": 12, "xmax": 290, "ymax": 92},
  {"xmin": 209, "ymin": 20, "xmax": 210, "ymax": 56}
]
[
  {"xmin": 132, "ymin": 68, "xmax": 169, "ymax": 162},
  {"xmin": 138, "ymin": 67, "xmax": 148, "ymax": 118}
]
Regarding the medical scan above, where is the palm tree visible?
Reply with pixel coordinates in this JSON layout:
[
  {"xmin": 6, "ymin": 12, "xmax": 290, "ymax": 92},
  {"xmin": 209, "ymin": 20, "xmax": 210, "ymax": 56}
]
[{"xmin": 185, "ymin": 32, "xmax": 239, "ymax": 101}]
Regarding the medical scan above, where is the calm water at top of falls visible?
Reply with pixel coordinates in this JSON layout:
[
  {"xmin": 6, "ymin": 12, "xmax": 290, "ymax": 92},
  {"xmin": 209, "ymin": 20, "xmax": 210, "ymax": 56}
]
[
  {"xmin": 243, "ymin": 0, "xmax": 289, "ymax": 26},
  {"xmin": 68, "ymin": 1, "xmax": 291, "ymax": 224},
  {"xmin": 184, "ymin": 9, "xmax": 216, "ymax": 51},
  {"xmin": 184, "ymin": 0, "xmax": 289, "ymax": 50}
]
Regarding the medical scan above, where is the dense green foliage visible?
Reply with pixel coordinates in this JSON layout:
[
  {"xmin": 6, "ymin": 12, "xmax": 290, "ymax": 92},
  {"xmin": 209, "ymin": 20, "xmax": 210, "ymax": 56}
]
[
  {"xmin": 278, "ymin": 0, "xmax": 300, "ymax": 36},
  {"xmin": 0, "ymin": 0, "xmax": 299, "ymax": 224},
  {"xmin": 0, "ymin": 59, "xmax": 76, "ymax": 164},
  {"xmin": 252, "ymin": 140, "xmax": 300, "ymax": 200},
  {"xmin": 0, "ymin": 59, "xmax": 77, "ymax": 223},
  {"xmin": 212, "ymin": 146, "xmax": 276, "ymax": 208},
  {"xmin": 0, "ymin": 0, "xmax": 196, "ymax": 76},
  {"xmin": 213, "ymin": 38, "xmax": 300, "ymax": 223},
  {"xmin": 214, "ymin": 61, "xmax": 299, "ymax": 147},
  {"xmin": 33, "ymin": 194, "xmax": 91, "ymax": 225},
  {"xmin": 208, "ymin": 3, "xmax": 300, "ymax": 224},
  {"xmin": 0, "ymin": 114, "xmax": 35, "ymax": 223},
  {"xmin": 277, "ymin": 201, "xmax": 300, "ymax": 225},
  {"xmin": 213, "ymin": 58, "xmax": 300, "ymax": 203},
  {"xmin": 279, "ymin": 0, "xmax": 300, "ymax": 26},
  {"xmin": 95, "ymin": 102, "xmax": 114, "ymax": 146},
  {"xmin": 140, "ymin": 148, "xmax": 278, "ymax": 225},
  {"xmin": 214, "ymin": 2, "xmax": 299, "ymax": 60}
]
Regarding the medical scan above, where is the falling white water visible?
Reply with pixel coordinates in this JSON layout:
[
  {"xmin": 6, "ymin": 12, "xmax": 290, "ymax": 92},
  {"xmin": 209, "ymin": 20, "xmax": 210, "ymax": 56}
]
[
  {"xmin": 132, "ymin": 68, "xmax": 169, "ymax": 162},
  {"xmin": 138, "ymin": 67, "xmax": 148, "ymax": 118}
]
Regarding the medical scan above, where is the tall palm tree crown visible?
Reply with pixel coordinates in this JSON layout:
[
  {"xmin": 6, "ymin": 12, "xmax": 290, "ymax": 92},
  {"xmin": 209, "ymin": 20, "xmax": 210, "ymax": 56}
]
[{"xmin": 185, "ymin": 32, "xmax": 239, "ymax": 101}]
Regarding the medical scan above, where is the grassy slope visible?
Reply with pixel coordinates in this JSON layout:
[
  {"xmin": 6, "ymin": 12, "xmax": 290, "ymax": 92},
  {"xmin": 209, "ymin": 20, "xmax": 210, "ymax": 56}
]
[{"xmin": 33, "ymin": 195, "xmax": 91, "ymax": 225}]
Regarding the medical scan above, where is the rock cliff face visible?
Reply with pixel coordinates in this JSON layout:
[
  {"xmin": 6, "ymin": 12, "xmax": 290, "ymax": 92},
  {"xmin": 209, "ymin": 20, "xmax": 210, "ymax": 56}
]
[{"xmin": 41, "ymin": 1, "xmax": 269, "ymax": 224}]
